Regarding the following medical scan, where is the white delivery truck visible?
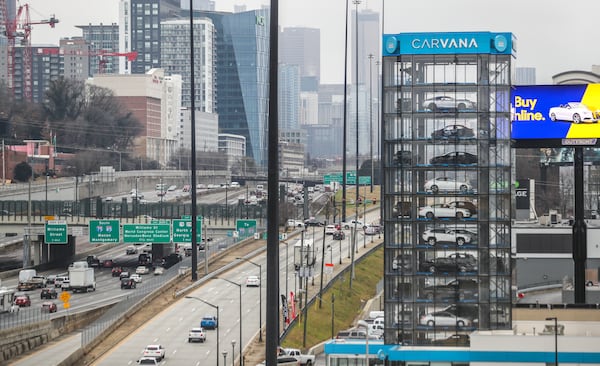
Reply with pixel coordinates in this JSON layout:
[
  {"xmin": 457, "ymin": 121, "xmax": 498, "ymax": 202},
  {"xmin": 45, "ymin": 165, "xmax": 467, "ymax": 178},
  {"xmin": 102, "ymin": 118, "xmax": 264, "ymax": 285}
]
[
  {"xmin": 69, "ymin": 261, "xmax": 96, "ymax": 293},
  {"xmin": 293, "ymin": 239, "xmax": 315, "ymax": 270}
]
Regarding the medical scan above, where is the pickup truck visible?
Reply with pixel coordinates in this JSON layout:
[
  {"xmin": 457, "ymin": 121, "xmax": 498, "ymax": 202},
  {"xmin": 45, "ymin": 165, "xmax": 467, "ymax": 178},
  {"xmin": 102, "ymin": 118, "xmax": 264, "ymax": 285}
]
[
  {"xmin": 200, "ymin": 315, "xmax": 218, "ymax": 329},
  {"xmin": 280, "ymin": 348, "xmax": 315, "ymax": 366},
  {"xmin": 340, "ymin": 220, "xmax": 364, "ymax": 230}
]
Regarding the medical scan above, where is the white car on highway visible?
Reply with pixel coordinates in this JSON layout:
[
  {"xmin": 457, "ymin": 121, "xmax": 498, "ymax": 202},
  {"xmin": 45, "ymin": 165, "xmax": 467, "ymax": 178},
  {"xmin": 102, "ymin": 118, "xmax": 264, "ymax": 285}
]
[
  {"xmin": 142, "ymin": 344, "xmax": 165, "ymax": 361},
  {"xmin": 136, "ymin": 266, "xmax": 150, "ymax": 275},
  {"xmin": 548, "ymin": 102, "xmax": 596, "ymax": 123},
  {"xmin": 130, "ymin": 273, "xmax": 142, "ymax": 283},
  {"xmin": 418, "ymin": 204, "xmax": 471, "ymax": 219},
  {"xmin": 424, "ymin": 177, "xmax": 472, "ymax": 193}
]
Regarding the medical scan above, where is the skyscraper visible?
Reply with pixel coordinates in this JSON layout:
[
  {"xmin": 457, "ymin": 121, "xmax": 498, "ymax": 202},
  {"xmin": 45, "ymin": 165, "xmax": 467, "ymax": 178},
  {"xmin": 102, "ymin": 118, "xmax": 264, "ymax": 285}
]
[
  {"xmin": 279, "ymin": 64, "xmax": 300, "ymax": 130},
  {"xmin": 280, "ymin": 27, "xmax": 320, "ymax": 88},
  {"xmin": 76, "ymin": 23, "xmax": 122, "ymax": 75},
  {"xmin": 199, "ymin": 8, "xmax": 271, "ymax": 168}
]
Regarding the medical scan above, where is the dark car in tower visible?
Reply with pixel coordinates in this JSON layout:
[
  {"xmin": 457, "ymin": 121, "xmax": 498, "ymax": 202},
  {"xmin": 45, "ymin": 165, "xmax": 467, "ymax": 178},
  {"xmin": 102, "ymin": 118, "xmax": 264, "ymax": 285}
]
[
  {"xmin": 420, "ymin": 279, "xmax": 478, "ymax": 301},
  {"xmin": 430, "ymin": 151, "xmax": 477, "ymax": 165},
  {"xmin": 431, "ymin": 124, "xmax": 475, "ymax": 140},
  {"xmin": 419, "ymin": 253, "xmax": 478, "ymax": 273},
  {"xmin": 393, "ymin": 150, "xmax": 412, "ymax": 166}
]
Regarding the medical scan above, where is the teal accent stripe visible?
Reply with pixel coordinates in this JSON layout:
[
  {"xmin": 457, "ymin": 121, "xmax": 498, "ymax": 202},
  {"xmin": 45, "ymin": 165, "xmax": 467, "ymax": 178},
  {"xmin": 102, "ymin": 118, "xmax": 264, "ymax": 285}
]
[{"xmin": 324, "ymin": 342, "xmax": 600, "ymax": 363}]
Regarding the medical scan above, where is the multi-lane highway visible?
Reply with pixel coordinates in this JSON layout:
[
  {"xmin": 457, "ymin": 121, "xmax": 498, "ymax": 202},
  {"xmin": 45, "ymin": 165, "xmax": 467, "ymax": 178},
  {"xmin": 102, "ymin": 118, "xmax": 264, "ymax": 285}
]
[{"xmin": 91, "ymin": 210, "xmax": 380, "ymax": 366}]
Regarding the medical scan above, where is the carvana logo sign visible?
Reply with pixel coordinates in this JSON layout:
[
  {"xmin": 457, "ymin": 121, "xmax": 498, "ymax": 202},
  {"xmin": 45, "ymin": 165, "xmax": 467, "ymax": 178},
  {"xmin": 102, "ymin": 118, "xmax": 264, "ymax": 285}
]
[{"xmin": 382, "ymin": 32, "xmax": 513, "ymax": 56}]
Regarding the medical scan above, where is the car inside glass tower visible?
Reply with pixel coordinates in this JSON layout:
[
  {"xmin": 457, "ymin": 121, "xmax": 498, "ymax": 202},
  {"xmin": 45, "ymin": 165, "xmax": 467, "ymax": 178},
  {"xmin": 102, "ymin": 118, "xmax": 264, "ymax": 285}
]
[{"xmin": 383, "ymin": 49, "xmax": 513, "ymax": 346}]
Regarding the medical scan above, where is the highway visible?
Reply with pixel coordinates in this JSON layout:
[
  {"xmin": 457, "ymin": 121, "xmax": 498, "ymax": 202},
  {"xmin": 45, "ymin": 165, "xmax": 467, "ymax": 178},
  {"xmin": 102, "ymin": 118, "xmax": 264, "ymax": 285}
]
[
  {"xmin": 7, "ymin": 207, "xmax": 381, "ymax": 366},
  {"xmin": 91, "ymin": 210, "xmax": 380, "ymax": 366}
]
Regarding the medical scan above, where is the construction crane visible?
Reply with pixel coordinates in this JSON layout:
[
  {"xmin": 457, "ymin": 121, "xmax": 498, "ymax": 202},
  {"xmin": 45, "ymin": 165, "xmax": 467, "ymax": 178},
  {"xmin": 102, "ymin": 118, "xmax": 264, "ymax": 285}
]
[
  {"xmin": 96, "ymin": 50, "xmax": 138, "ymax": 74},
  {"xmin": 1, "ymin": 1, "xmax": 58, "ymax": 100},
  {"xmin": 61, "ymin": 49, "xmax": 138, "ymax": 75}
]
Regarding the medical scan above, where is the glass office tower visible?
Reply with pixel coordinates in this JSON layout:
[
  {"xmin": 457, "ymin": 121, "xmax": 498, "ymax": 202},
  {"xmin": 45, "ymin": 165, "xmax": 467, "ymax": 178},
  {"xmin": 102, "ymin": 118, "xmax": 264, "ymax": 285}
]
[{"xmin": 382, "ymin": 32, "xmax": 515, "ymax": 346}]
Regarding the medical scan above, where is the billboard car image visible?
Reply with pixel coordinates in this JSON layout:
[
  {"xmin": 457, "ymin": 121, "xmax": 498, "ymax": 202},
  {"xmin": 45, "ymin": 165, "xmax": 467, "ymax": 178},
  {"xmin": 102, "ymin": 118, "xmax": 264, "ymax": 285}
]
[{"xmin": 511, "ymin": 84, "xmax": 600, "ymax": 147}]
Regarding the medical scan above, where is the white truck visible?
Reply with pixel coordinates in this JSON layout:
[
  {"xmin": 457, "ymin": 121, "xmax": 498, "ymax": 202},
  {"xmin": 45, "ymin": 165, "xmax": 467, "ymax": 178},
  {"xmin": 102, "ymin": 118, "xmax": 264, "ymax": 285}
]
[
  {"xmin": 293, "ymin": 239, "xmax": 315, "ymax": 270},
  {"xmin": 281, "ymin": 348, "xmax": 315, "ymax": 366},
  {"xmin": 17, "ymin": 269, "xmax": 39, "ymax": 291},
  {"xmin": 68, "ymin": 262, "xmax": 96, "ymax": 293}
]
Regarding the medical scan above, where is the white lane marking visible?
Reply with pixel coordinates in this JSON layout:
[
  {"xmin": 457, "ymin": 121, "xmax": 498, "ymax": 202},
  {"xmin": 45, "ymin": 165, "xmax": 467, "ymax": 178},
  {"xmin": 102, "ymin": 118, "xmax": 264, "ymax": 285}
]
[
  {"xmin": 153, "ymin": 337, "xmax": 158, "ymax": 342},
  {"xmin": 166, "ymin": 327, "xmax": 171, "ymax": 332},
  {"xmin": 179, "ymin": 317, "xmax": 184, "ymax": 322},
  {"xmin": 127, "ymin": 361, "xmax": 133, "ymax": 365}
]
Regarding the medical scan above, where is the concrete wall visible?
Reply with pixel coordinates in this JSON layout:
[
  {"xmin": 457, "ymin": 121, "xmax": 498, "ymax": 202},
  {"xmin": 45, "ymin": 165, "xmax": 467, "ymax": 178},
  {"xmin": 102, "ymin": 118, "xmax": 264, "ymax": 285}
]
[{"xmin": 0, "ymin": 306, "xmax": 109, "ymax": 363}]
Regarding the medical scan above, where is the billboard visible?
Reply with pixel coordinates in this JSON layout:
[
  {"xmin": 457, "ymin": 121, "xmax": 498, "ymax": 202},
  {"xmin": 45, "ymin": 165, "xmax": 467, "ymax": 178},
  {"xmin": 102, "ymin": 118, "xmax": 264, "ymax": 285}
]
[{"xmin": 511, "ymin": 84, "xmax": 600, "ymax": 147}]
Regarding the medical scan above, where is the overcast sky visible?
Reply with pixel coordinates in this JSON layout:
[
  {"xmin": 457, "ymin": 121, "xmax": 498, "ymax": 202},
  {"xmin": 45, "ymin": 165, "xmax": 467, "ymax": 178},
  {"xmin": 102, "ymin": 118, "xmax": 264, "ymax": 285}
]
[{"xmin": 26, "ymin": 0, "xmax": 600, "ymax": 84}]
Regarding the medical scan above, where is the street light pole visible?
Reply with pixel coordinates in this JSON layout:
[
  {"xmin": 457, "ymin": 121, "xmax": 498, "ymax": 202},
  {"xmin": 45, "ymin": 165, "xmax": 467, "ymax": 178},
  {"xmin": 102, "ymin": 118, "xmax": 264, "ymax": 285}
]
[
  {"xmin": 222, "ymin": 351, "xmax": 228, "ymax": 366},
  {"xmin": 237, "ymin": 257, "xmax": 262, "ymax": 342},
  {"xmin": 368, "ymin": 53, "xmax": 374, "ymax": 193},
  {"xmin": 186, "ymin": 296, "xmax": 219, "ymax": 366},
  {"xmin": 342, "ymin": 0, "xmax": 349, "ymax": 223},
  {"xmin": 219, "ymin": 278, "xmax": 243, "ymax": 366},
  {"xmin": 546, "ymin": 317, "xmax": 558, "ymax": 365},
  {"xmin": 231, "ymin": 340, "xmax": 236, "ymax": 366}
]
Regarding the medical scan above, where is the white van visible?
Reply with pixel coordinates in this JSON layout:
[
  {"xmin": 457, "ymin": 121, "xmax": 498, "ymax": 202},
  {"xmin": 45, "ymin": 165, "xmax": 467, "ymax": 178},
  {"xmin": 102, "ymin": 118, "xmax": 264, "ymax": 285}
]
[{"xmin": 230, "ymin": 182, "xmax": 240, "ymax": 188}]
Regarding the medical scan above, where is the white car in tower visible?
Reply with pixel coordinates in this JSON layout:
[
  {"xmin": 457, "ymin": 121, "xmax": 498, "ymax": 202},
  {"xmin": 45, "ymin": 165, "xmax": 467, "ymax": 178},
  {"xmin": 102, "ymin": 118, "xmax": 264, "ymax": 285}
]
[
  {"xmin": 423, "ymin": 177, "xmax": 472, "ymax": 193},
  {"xmin": 421, "ymin": 228, "xmax": 474, "ymax": 246},
  {"xmin": 418, "ymin": 204, "xmax": 471, "ymax": 219}
]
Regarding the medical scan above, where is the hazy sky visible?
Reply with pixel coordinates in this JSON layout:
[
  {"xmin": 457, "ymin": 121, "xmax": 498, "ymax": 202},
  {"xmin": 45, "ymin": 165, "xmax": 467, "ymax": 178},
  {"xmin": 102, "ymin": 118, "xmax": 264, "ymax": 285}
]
[{"xmin": 26, "ymin": 0, "xmax": 600, "ymax": 84}]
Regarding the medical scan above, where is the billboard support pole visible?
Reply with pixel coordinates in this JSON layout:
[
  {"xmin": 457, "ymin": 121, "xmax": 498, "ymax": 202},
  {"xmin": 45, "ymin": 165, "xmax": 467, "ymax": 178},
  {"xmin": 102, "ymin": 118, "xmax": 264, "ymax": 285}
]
[{"xmin": 573, "ymin": 147, "xmax": 587, "ymax": 303}]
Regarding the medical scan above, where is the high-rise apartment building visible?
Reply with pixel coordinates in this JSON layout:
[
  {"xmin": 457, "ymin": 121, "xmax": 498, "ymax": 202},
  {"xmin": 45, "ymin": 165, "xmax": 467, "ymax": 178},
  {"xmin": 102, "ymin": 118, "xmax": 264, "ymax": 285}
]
[
  {"xmin": 76, "ymin": 23, "xmax": 122, "ymax": 75},
  {"xmin": 60, "ymin": 37, "xmax": 90, "ymax": 81},
  {"xmin": 124, "ymin": 0, "xmax": 180, "ymax": 74},
  {"xmin": 161, "ymin": 18, "xmax": 216, "ymax": 112}
]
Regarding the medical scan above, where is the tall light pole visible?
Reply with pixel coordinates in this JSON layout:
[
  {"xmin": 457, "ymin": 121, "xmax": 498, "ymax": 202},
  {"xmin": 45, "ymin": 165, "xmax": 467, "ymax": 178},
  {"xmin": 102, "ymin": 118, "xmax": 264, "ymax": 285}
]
[
  {"xmin": 186, "ymin": 296, "xmax": 219, "ymax": 366},
  {"xmin": 237, "ymin": 257, "xmax": 262, "ymax": 342},
  {"xmin": 368, "ymin": 53, "xmax": 374, "ymax": 193},
  {"xmin": 351, "ymin": 0, "xmax": 361, "ymax": 288},
  {"xmin": 231, "ymin": 340, "xmax": 236, "ymax": 366},
  {"xmin": 219, "ymin": 278, "xmax": 243, "ymax": 366},
  {"xmin": 342, "ymin": 0, "xmax": 349, "ymax": 223},
  {"xmin": 376, "ymin": 59, "xmax": 381, "ymax": 223},
  {"xmin": 546, "ymin": 317, "xmax": 558, "ymax": 365}
]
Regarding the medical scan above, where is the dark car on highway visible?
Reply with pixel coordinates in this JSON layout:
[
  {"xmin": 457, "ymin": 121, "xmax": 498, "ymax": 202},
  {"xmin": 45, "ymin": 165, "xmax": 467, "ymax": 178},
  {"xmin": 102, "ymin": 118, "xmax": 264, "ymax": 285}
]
[
  {"xmin": 162, "ymin": 253, "xmax": 182, "ymax": 269},
  {"xmin": 332, "ymin": 231, "xmax": 345, "ymax": 240},
  {"xmin": 419, "ymin": 253, "xmax": 478, "ymax": 273},
  {"xmin": 121, "ymin": 278, "xmax": 136, "ymax": 289},
  {"xmin": 430, "ymin": 151, "xmax": 477, "ymax": 165},
  {"xmin": 111, "ymin": 266, "xmax": 123, "ymax": 277},
  {"xmin": 431, "ymin": 124, "xmax": 475, "ymax": 140},
  {"xmin": 304, "ymin": 217, "xmax": 322, "ymax": 227},
  {"xmin": 40, "ymin": 288, "xmax": 58, "ymax": 300},
  {"xmin": 420, "ymin": 279, "xmax": 478, "ymax": 301}
]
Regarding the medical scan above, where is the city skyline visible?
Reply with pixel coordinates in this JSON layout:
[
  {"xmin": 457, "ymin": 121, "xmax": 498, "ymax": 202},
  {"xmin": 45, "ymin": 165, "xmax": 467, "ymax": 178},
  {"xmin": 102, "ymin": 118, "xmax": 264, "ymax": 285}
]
[{"xmin": 24, "ymin": 0, "xmax": 600, "ymax": 85}]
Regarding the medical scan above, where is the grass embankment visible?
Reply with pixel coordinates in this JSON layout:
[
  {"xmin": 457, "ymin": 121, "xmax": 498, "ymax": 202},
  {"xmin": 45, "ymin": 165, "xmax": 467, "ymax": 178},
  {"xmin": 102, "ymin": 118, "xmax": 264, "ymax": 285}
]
[
  {"xmin": 331, "ymin": 185, "xmax": 381, "ymax": 220},
  {"xmin": 281, "ymin": 246, "xmax": 383, "ymax": 350}
]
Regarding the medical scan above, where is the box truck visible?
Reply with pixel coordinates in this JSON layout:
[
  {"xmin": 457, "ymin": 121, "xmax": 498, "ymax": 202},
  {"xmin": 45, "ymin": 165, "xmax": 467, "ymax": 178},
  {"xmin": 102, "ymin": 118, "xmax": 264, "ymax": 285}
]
[{"xmin": 69, "ymin": 262, "xmax": 96, "ymax": 293}]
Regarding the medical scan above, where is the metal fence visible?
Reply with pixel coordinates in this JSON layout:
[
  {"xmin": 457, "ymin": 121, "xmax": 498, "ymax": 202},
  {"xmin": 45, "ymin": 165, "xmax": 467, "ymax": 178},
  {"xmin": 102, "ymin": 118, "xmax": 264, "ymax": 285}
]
[{"xmin": 0, "ymin": 199, "xmax": 268, "ymax": 224}]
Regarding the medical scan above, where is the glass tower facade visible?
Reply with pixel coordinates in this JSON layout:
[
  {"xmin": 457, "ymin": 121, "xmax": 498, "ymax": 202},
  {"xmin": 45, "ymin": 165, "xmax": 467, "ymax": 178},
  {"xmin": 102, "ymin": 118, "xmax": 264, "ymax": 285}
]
[
  {"xmin": 382, "ymin": 32, "xmax": 515, "ymax": 346},
  {"xmin": 195, "ymin": 9, "xmax": 270, "ymax": 168}
]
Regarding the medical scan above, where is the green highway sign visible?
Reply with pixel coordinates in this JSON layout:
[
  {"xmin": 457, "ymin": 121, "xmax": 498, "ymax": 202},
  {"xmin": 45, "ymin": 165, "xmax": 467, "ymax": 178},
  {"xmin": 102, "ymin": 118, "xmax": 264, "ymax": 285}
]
[
  {"xmin": 123, "ymin": 224, "xmax": 171, "ymax": 243},
  {"xmin": 151, "ymin": 219, "xmax": 171, "ymax": 224},
  {"xmin": 323, "ymin": 171, "xmax": 356, "ymax": 185},
  {"xmin": 172, "ymin": 217, "xmax": 203, "ymax": 243},
  {"xmin": 45, "ymin": 220, "xmax": 68, "ymax": 244},
  {"xmin": 236, "ymin": 219, "xmax": 257, "ymax": 238},
  {"xmin": 359, "ymin": 176, "xmax": 371, "ymax": 185},
  {"xmin": 89, "ymin": 220, "xmax": 120, "ymax": 243}
]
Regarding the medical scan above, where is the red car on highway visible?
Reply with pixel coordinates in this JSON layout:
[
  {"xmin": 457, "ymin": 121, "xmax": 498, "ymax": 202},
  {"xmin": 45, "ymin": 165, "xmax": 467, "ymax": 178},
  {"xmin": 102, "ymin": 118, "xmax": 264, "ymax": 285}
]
[{"xmin": 14, "ymin": 294, "xmax": 31, "ymax": 307}]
